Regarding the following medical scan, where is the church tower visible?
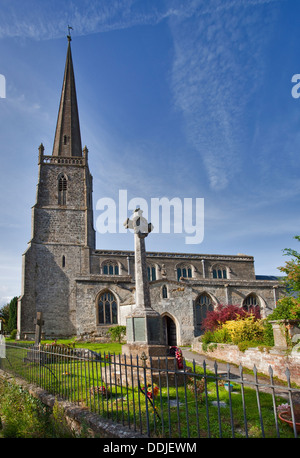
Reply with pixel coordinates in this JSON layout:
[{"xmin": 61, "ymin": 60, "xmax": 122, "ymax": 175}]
[{"xmin": 17, "ymin": 36, "xmax": 95, "ymax": 339}]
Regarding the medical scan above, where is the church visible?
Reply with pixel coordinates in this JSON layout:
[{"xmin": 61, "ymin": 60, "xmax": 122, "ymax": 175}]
[{"xmin": 17, "ymin": 37, "xmax": 283, "ymax": 345}]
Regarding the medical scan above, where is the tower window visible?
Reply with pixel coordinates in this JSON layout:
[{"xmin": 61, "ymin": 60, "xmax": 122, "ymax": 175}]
[
  {"xmin": 58, "ymin": 174, "xmax": 67, "ymax": 205},
  {"xmin": 162, "ymin": 285, "xmax": 168, "ymax": 299},
  {"xmin": 62, "ymin": 255, "xmax": 66, "ymax": 268}
]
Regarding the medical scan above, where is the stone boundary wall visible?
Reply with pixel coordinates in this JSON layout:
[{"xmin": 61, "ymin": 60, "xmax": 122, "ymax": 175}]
[
  {"xmin": 0, "ymin": 369, "xmax": 145, "ymax": 439},
  {"xmin": 192, "ymin": 341, "xmax": 300, "ymax": 385}
]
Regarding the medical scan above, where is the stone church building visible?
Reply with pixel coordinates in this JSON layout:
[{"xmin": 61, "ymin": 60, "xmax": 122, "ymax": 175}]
[{"xmin": 17, "ymin": 38, "xmax": 283, "ymax": 345}]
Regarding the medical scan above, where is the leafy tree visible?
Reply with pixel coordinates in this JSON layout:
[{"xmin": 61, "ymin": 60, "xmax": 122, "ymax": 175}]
[
  {"xmin": 7, "ymin": 296, "xmax": 18, "ymax": 333},
  {"xmin": 0, "ymin": 303, "xmax": 10, "ymax": 333},
  {"xmin": 0, "ymin": 297, "xmax": 18, "ymax": 334},
  {"xmin": 278, "ymin": 235, "xmax": 300, "ymax": 297},
  {"xmin": 264, "ymin": 296, "xmax": 300, "ymax": 346}
]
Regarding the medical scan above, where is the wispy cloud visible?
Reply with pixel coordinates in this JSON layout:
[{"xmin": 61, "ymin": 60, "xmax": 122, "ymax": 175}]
[
  {"xmin": 0, "ymin": 0, "xmax": 173, "ymax": 40},
  {"xmin": 168, "ymin": 0, "xmax": 281, "ymax": 190},
  {"xmin": 0, "ymin": 0, "xmax": 283, "ymax": 193}
]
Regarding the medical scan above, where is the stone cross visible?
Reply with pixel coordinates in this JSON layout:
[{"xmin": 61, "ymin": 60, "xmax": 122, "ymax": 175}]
[
  {"xmin": 124, "ymin": 208, "xmax": 153, "ymax": 310},
  {"xmin": 122, "ymin": 208, "xmax": 166, "ymax": 356},
  {"xmin": 124, "ymin": 207, "xmax": 153, "ymax": 238},
  {"xmin": 34, "ymin": 312, "xmax": 44, "ymax": 346}
]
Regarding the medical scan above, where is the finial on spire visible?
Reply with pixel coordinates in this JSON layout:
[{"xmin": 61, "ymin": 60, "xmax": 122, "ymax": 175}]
[{"xmin": 67, "ymin": 25, "xmax": 73, "ymax": 42}]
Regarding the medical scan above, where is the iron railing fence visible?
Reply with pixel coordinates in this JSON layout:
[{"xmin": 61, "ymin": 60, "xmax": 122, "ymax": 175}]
[{"xmin": 0, "ymin": 343, "xmax": 299, "ymax": 438}]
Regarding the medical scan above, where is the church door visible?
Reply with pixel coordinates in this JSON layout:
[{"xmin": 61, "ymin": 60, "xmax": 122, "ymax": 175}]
[{"xmin": 163, "ymin": 316, "xmax": 177, "ymax": 347}]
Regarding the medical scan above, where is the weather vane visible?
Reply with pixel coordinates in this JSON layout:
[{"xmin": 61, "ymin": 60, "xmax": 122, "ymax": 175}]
[{"xmin": 67, "ymin": 25, "xmax": 73, "ymax": 41}]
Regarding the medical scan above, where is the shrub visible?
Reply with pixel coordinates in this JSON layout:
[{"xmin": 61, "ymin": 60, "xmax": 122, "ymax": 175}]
[
  {"xmin": 237, "ymin": 340, "xmax": 266, "ymax": 352},
  {"xmin": 0, "ymin": 380, "xmax": 51, "ymax": 438},
  {"xmin": 222, "ymin": 316, "xmax": 265, "ymax": 344},
  {"xmin": 201, "ymin": 315, "xmax": 266, "ymax": 348},
  {"xmin": 107, "ymin": 325, "xmax": 126, "ymax": 343},
  {"xmin": 267, "ymin": 296, "xmax": 300, "ymax": 321},
  {"xmin": 201, "ymin": 330, "xmax": 215, "ymax": 345},
  {"xmin": 263, "ymin": 296, "xmax": 300, "ymax": 346},
  {"xmin": 202, "ymin": 304, "xmax": 260, "ymax": 332},
  {"xmin": 10, "ymin": 329, "xmax": 17, "ymax": 339},
  {"xmin": 201, "ymin": 327, "xmax": 231, "ymax": 349}
]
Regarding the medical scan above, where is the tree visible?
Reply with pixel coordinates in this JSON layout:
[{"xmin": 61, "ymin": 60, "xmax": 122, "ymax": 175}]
[
  {"xmin": 0, "ymin": 297, "xmax": 18, "ymax": 334},
  {"xmin": 7, "ymin": 296, "xmax": 18, "ymax": 333},
  {"xmin": 278, "ymin": 235, "xmax": 300, "ymax": 298},
  {"xmin": 0, "ymin": 303, "xmax": 10, "ymax": 333}
]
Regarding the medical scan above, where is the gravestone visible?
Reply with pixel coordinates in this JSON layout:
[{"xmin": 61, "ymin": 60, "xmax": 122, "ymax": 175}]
[
  {"xmin": 34, "ymin": 312, "xmax": 44, "ymax": 346},
  {"xmin": 24, "ymin": 312, "xmax": 45, "ymax": 363},
  {"xmin": 122, "ymin": 208, "xmax": 168, "ymax": 358}
]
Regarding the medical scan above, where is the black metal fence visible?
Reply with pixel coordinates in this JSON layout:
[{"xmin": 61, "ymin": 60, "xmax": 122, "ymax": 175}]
[{"xmin": 0, "ymin": 342, "xmax": 299, "ymax": 438}]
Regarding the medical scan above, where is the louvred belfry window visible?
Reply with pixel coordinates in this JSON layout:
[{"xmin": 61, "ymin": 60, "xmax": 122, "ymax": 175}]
[{"xmin": 58, "ymin": 174, "xmax": 67, "ymax": 205}]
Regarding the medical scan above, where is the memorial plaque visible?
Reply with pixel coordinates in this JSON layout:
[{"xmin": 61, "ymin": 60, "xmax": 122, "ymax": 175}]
[
  {"xmin": 133, "ymin": 317, "xmax": 146, "ymax": 342},
  {"xmin": 126, "ymin": 318, "xmax": 133, "ymax": 342},
  {"xmin": 148, "ymin": 317, "xmax": 160, "ymax": 343}
]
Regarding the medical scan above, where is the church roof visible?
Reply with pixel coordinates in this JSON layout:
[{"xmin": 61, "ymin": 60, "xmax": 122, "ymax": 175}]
[{"xmin": 52, "ymin": 35, "xmax": 82, "ymax": 157}]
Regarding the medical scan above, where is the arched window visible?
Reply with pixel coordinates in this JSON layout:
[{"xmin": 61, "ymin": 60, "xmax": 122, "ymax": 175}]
[
  {"xmin": 98, "ymin": 291, "xmax": 118, "ymax": 325},
  {"xmin": 147, "ymin": 265, "xmax": 156, "ymax": 281},
  {"xmin": 58, "ymin": 174, "xmax": 67, "ymax": 205},
  {"xmin": 212, "ymin": 267, "xmax": 227, "ymax": 279},
  {"xmin": 177, "ymin": 265, "xmax": 192, "ymax": 281},
  {"xmin": 102, "ymin": 262, "xmax": 119, "ymax": 276},
  {"xmin": 162, "ymin": 285, "xmax": 168, "ymax": 299},
  {"xmin": 195, "ymin": 293, "xmax": 214, "ymax": 327},
  {"xmin": 243, "ymin": 294, "xmax": 260, "ymax": 316}
]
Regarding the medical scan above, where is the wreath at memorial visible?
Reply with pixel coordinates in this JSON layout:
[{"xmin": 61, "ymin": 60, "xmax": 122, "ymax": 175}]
[{"xmin": 170, "ymin": 346, "xmax": 184, "ymax": 369}]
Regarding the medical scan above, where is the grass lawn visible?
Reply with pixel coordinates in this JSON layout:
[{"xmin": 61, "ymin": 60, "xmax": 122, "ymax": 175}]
[
  {"xmin": 2, "ymin": 339, "xmax": 297, "ymax": 438},
  {"xmin": 7, "ymin": 337, "xmax": 123, "ymax": 354}
]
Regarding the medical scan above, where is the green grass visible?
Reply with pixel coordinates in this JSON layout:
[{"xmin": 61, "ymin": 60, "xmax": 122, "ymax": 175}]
[
  {"xmin": 7, "ymin": 337, "xmax": 123, "ymax": 355},
  {"xmin": 1, "ymin": 340, "xmax": 297, "ymax": 438},
  {"xmin": 0, "ymin": 378, "xmax": 77, "ymax": 438}
]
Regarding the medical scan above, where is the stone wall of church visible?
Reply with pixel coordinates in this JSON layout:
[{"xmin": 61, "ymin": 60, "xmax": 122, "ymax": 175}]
[
  {"xmin": 75, "ymin": 280, "xmax": 134, "ymax": 339},
  {"xmin": 149, "ymin": 281, "xmax": 194, "ymax": 346},
  {"xmin": 72, "ymin": 275, "xmax": 283, "ymax": 345},
  {"xmin": 18, "ymin": 157, "xmax": 96, "ymax": 339},
  {"xmin": 32, "ymin": 207, "xmax": 87, "ymax": 245},
  {"xmin": 18, "ymin": 241, "xmax": 86, "ymax": 339},
  {"xmin": 37, "ymin": 163, "xmax": 87, "ymax": 208},
  {"xmin": 90, "ymin": 250, "xmax": 257, "ymax": 282},
  {"xmin": 33, "ymin": 160, "xmax": 95, "ymax": 248},
  {"xmin": 17, "ymin": 244, "xmax": 38, "ymax": 339}
]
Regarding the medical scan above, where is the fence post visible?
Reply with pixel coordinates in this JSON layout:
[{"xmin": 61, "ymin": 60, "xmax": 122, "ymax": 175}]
[
  {"xmin": 285, "ymin": 367, "xmax": 298, "ymax": 438},
  {"xmin": 253, "ymin": 365, "xmax": 265, "ymax": 437},
  {"xmin": 140, "ymin": 351, "xmax": 150, "ymax": 437}
]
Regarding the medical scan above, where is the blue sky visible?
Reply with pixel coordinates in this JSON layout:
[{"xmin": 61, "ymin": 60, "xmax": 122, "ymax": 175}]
[{"xmin": 1, "ymin": 0, "xmax": 300, "ymax": 306}]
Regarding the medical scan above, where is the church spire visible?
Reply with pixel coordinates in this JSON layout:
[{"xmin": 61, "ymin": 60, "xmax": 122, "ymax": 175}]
[{"xmin": 52, "ymin": 35, "xmax": 82, "ymax": 157}]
